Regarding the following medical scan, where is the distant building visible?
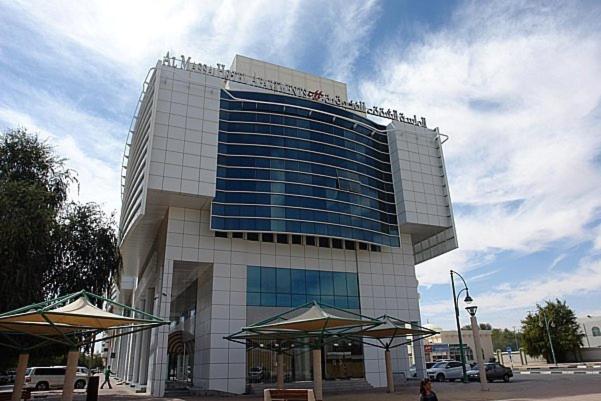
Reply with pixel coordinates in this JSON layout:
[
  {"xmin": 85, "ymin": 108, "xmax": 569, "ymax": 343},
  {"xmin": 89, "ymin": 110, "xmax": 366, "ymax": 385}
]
[
  {"xmin": 423, "ymin": 327, "xmax": 494, "ymax": 363},
  {"xmin": 578, "ymin": 315, "xmax": 601, "ymax": 348}
]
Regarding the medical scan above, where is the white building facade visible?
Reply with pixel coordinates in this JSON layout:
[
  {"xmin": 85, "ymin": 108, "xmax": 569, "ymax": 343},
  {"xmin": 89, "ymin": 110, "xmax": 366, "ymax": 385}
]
[
  {"xmin": 579, "ymin": 315, "xmax": 601, "ymax": 348},
  {"xmin": 112, "ymin": 54, "xmax": 458, "ymax": 396}
]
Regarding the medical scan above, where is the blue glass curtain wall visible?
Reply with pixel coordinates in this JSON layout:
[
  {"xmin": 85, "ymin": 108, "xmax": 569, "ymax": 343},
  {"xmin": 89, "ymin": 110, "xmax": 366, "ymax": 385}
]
[
  {"xmin": 212, "ymin": 90, "xmax": 400, "ymax": 247},
  {"xmin": 247, "ymin": 266, "xmax": 360, "ymax": 309}
]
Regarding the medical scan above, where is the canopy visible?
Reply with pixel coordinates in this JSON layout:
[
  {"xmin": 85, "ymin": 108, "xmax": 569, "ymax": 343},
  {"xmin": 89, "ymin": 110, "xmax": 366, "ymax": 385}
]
[
  {"xmin": 247, "ymin": 302, "xmax": 379, "ymax": 333},
  {"xmin": 0, "ymin": 290, "xmax": 168, "ymax": 351},
  {"xmin": 360, "ymin": 315, "xmax": 438, "ymax": 349},
  {"xmin": 0, "ymin": 296, "xmax": 158, "ymax": 330}
]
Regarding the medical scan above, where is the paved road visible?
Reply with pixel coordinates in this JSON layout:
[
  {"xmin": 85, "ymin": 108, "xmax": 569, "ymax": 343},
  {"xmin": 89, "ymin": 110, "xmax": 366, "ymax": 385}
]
[{"xmin": 4, "ymin": 375, "xmax": 601, "ymax": 401}]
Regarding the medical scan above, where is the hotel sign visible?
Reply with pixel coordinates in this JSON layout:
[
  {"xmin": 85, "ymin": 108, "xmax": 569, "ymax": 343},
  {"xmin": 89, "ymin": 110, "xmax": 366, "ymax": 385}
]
[{"xmin": 162, "ymin": 53, "xmax": 427, "ymax": 128}]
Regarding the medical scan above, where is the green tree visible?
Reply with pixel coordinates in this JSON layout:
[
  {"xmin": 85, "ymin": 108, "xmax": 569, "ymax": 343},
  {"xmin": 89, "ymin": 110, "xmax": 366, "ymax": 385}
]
[
  {"xmin": 0, "ymin": 128, "xmax": 73, "ymax": 312},
  {"xmin": 491, "ymin": 328, "xmax": 522, "ymax": 351},
  {"xmin": 461, "ymin": 322, "xmax": 492, "ymax": 330},
  {"xmin": 521, "ymin": 299, "xmax": 583, "ymax": 362}
]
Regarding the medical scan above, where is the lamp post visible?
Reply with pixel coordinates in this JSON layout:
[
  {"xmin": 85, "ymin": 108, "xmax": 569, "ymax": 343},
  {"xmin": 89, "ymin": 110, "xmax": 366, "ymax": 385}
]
[
  {"xmin": 450, "ymin": 270, "xmax": 473, "ymax": 383},
  {"xmin": 540, "ymin": 311, "xmax": 557, "ymax": 366},
  {"xmin": 466, "ymin": 305, "xmax": 488, "ymax": 391}
]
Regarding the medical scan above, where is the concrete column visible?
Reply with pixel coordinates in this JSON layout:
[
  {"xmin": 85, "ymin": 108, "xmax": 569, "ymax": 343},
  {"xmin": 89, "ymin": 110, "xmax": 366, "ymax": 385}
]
[
  {"xmin": 139, "ymin": 288, "xmax": 154, "ymax": 386},
  {"xmin": 312, "ymin": 349, "xmax": 323, "ymax": 401},
  {"xmin": 132, "ymin": 330, "xmax": 143, "ymax": 385},
  {"xmin": 117, "ymin": 332, "xmax": 127, "ymax": 379},
  {"xmin": 276, "ymin": 353, "xmax": 284, "ymax": 389},
  {"xmin": 61, "ymin": 350, "xmax": 80, "ymax": 401},
  {"xmin": 126, "ymin": 326, "xmax": 137, "ymax": 383},
  {"xmin": 385, "ymin": 349, "xmax": 394, "ymax": 393},
  {"xmin": 470, "ymin": 315, "xmax": 489, "ymax": 391},
  {"xmin": 11, "ymin": 353, "xmax": 28, "ymax": 401},
  {"xmin": 413, "ymin": 338, "xmax": 427, "ymax": 379}
]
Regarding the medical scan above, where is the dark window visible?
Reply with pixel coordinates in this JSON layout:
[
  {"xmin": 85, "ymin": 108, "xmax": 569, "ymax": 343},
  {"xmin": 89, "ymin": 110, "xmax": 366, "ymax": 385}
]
[
  {"xmin": 593, "ymin": 327, "xmax": 601, "ymax": 337},
  {"xmin": 291, "ymin": 235, "xmax": 302, "ymax": 244},
  {"xmin": 232, "ymin": 232, "xmax": 243, "ymax": 238},
  {"xmin": 345, "ymin": 240, "xmax": 355, "ymax": 250},
  {"xmin": 319, "ymin": 237, "xmax": 330, "ymax": 248},
  {"xmin": 331, "ymin": 238, "xmax": 343, "ymax": 249},
  {"xmin": 359, "ymin": 242, "xmax": 368, "ymax": 250},
  {"xmin": 215, "ymin": 231, "xmax": 228, "ymax": 238},
  {"xmin": 370, "ymin": 244, "xmax": 381, "ymax": 252},
  {"xmin": 262, "ymin": 233, "xmax": 274, "ymax": 242},
  {"xmin": 306, "ymin": 236, "xmax": 316, "ymax": 246},
  {"xmin": 277, "ymin": 234, "xmax": 289, "ymax": 244},
  {"xmin": 247, "ymin": 232, "xmax": 259, "ymax": 241}
]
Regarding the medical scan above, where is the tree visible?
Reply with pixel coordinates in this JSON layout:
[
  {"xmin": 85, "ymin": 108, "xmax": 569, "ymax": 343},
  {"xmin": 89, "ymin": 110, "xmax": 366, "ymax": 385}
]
[
  {"xmin": 521, "ymin": 299, "xmax": 583, "ymax": 363},
  {"xmin": 491, "ymin": 328, "xmax": 522, "ymax": 351},
  {"xmin": 45, "ymin": 202, "xmax": 121, "ymax": 302},
  {"xmin": 0, "ymin": 128, "xmax": 121, "ymax": 367},
  {"xmin": 0, "ymin": 128, "xmax": 73, "ymax": 312}
]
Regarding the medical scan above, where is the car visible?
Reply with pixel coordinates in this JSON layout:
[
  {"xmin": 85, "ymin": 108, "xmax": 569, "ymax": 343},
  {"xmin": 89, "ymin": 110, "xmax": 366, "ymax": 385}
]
[
  {"xmin": 24, "ymin": 366, "xmax": 88, "ymax": 391},
  {"xmin": 409, "ymin": 362, "xmax": 437, "ymax": 377},
  {"xmin": 426, "ymin": 361, "xmax": 467, "ymax": 382},
  {"xmin": 248, "ymin": 366, "xmax": 267, "ymax": 383},
  {"xmin": 467, "ymin": 362, "xmax": 513, "ymax": 382}
]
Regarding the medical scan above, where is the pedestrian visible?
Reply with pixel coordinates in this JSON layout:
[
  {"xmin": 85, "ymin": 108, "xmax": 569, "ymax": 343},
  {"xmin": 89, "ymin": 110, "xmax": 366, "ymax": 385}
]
[
  {"xmin": 101, "ymin": 366, "xmax": 113, "ymax": 389},
  {"xmin": 419, "ymin": 378, "xmax": 438, "ymax": 401}
]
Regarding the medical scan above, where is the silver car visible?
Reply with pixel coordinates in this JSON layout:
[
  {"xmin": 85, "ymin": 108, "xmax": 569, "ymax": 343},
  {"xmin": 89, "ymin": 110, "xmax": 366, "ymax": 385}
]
[{"xmin": 427, "ymin": 361, "xmax": 466, "ymax": 382}]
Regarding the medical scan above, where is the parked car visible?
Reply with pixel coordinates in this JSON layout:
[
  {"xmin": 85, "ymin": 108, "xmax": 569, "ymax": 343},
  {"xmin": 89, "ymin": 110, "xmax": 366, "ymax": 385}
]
[
  {"xmin": 24, "ymin": 367, "xmax": 88, "ymax": 391},
  {"xmin": 427, "ymin": 361, "xmax": 467, "ymax": 382},
  {"xmin": 467, "ymin": 362, "xmax": 513, "ymax": 382},
  {"xmin": 248, "ymin": 366, "xmax": 267, "ymax": 383},
  {"xmin": 409, "ymin": 362, "xmax": 437, "ymax": 377},
  {"xmin": 0, "ymin": 371, "xmax": 14, "ymax": 385}
]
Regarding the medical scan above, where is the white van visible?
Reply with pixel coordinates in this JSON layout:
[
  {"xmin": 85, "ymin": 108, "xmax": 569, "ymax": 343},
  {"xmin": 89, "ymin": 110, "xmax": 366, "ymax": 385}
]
[{"xmin": 24, "ymin": 366, "xmax": 88, "ymax": 391}]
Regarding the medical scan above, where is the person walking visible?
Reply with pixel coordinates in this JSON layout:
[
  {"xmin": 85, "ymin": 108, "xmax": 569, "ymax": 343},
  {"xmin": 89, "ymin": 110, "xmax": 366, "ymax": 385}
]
[
  {"xmin": 419, "ymin": 378, "xmax": 438, "ymax": 401},
  {"xmin": 101, "ymin": 366, "xmax": 113, "ymax": 389}
]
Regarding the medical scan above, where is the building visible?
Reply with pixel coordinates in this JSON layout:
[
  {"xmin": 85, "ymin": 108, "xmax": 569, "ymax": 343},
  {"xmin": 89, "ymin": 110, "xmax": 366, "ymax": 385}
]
[
  {"xmin": 423, "ymin": 327, "xmax": 494, "ymax": 363},
  {"xmin": 578, "ymin": 315, "xmax": 601, "ymax": 348},
  {"xmin": 111, "ymin": 53, "xmax": 458, "ymax": 396}
]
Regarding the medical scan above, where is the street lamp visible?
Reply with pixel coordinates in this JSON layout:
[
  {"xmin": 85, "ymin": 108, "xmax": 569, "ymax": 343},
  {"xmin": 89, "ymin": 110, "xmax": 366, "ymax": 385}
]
[
  {"xmin": 466, "ymin": 305, "xmax": 489, "ymax": 391},
  {"xmin": 450, "ymin": 270, "xmax": 472, "ymax": 383},
  {"xmin": 539, "ymin": 312, "xmax": 557, "ymax": 366}
]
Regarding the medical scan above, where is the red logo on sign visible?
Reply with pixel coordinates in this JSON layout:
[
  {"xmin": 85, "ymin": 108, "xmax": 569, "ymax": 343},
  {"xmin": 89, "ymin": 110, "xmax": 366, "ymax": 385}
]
[{"xmin": 311, "ymin": 90, "xmax": 324, "ymax": 101}]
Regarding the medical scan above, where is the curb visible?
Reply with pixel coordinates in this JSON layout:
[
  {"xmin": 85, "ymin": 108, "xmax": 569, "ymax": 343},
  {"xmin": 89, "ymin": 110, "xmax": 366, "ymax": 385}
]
[{"xmin": 518, "ymin": 370, "xmax": 601, "ymax": 375}]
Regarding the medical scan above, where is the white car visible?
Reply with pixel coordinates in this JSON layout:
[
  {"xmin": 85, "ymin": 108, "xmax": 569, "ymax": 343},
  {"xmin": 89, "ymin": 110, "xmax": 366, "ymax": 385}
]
[
  {"xmin": 24, "ymin": 366, "xmax": 88, "ymax": 391},
  {"xmin": 426, "ymin": 361, "xmax": 467, "ymax": 382}
]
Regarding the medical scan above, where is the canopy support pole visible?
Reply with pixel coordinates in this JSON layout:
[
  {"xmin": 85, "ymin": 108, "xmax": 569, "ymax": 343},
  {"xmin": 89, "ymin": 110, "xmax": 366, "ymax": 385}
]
[
  {"xmin": 62, "ymin": 349, "xmax": 79, "ymax": 401},
  {"xmin": 276, "ymin": 352, "xmax": 284, "ymax": 389},
  {"xmin": 11, "ymin": 353, "xmax": 29, "ymax": 401},
  {"xmin": 385, "ymin": 349, "xmax": 394, "ymax": 393},
  {"xmin": 312, "ymin": 348, "xmax": 323, "ymax": 401}
]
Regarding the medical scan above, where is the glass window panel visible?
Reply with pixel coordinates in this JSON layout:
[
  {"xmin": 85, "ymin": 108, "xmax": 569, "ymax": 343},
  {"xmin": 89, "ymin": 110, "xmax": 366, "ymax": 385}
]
[
  {"xmin": 276, "ymin": 269, "xmax": 291, "ymax": 293},
  {"xmin": 306, "ymin": 271, "xmax": 320, "ymax": 295},
  {"xmin": 291, "ymin": 269, "xmax": 305, "ymax": 294},
  {"xmin": 320, "ymin": 271, "xmax": 334, "ymax": 296},
  {"xmin": 347, "ymin": 296, "xmax": 360, "ymax": 309},
  {"xmin": 276, "ymin": 294, "xmax": 291, "ymax": 307},
  {"xmin": 347, "ymin": 273, "xmax": 359, "ymax": 296},
  {"xmin": 334, "ymin": 296, "xmax": 349, "ymax": 309},
  {"xmin": 247, "ymin": 266, "xmax": 261, "ymax": 293},
  {"xmin": 247, "ymin": 292, "xmax": 261, "ymax": 306},
  {"xmin": 261, "ymin": 267, "xmax": 276, "ymax": 292},
  {"xmin": 291, "ymin": 294, "xmax": 306, "ymax": 307},
  {"xmin": 333, "ymin": 272, "xmax": 347, "ymax": 296},
  {"xmin": 261, "ymin": 292, "xmax": 276, "ymax": 307},
  {"xmin": 321, "ymin": 295, "xmax": 335, "ymax": 306}
]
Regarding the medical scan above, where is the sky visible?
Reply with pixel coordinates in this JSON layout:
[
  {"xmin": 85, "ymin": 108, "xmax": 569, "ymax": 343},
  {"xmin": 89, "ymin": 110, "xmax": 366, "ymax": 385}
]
[{"xmin": 1, "ymin": 0, "xmax": 600, "ymax": 331}]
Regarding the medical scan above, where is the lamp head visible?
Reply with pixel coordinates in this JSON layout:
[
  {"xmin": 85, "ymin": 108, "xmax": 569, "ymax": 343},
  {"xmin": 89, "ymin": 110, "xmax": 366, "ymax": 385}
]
[
  {"xmin": 464, "ymin": 292, "xmax": 474, "ymax": 304},
  {"xmin": 465, "ymin": 305, "xmax": 478, "ymax": 316}
]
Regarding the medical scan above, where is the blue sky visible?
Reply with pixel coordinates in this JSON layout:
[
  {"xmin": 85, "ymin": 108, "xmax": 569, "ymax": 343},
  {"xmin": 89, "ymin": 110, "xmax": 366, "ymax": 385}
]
[{"xmin": 1, "ymin": 0, "xmax": 600, "ymax": 330}]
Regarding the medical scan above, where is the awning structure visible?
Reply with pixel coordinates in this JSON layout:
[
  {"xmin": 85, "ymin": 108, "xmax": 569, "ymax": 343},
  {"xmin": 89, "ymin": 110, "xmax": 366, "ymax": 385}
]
[
  {"xmin": 0, "ymin": 290, "xmax": 166, "ymax": 349},
  {"xmin": 0, "ymin": 290, "xmax": 168, "ymax": 401},
  {"xmin": 225, "ymin": 304, "xmax": 438, "ymax": 399}
]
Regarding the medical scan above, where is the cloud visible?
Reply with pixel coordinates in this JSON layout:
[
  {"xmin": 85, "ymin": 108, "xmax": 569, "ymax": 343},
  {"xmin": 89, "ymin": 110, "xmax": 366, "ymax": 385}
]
[{"xmin": 358, "ymin": 1, "xmax": 601, "ymax": 287}]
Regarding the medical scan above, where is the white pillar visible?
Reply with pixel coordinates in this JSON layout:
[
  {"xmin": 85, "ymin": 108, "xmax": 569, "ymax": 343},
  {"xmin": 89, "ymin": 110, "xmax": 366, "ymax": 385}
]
[
  {"xmin": 61, "ymin": 350, "xmax": 79, "ymax": 401},
  {"xmin": 470, "ymin": 315, "xmax": 489, "ymax": 391},
  {"xmin": 11, "ymin": 353, "xmax": 28, "ymax": 401},
  {"xmin": 132, "ymin": 330, "xmax": 143, "ymax": 385},
  {"xmin": 312, "ymin": 349, "xmax": 323, "ymax": 401},
  {"xmin": 277, "ymin": 353, "xmax": 284, "ymax": 389},
  {"xmin": 139, "ymin": 289, "xmax": 154, "ymax": 386},
  {"xmin": 413, "ymin": 338, "xmax": 427, "ymax": 379},
  {"xmin": 385, "ymin": 349, "xmax": 394, "ymax": 393}
]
